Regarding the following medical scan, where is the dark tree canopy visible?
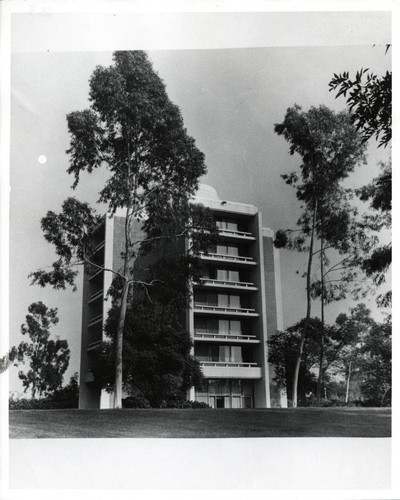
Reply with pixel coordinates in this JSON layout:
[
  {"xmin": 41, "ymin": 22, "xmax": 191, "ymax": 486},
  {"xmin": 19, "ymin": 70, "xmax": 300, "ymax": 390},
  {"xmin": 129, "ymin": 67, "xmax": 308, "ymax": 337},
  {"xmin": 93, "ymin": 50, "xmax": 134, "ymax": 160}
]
[
  {"xmin": 358, "ymin": 315, "xmax": 391, "ymax": 405},
  {"xmin": 98, "ymin": 257, "xmax": 204, "ymax": 407},
  {"xmin": 268, "ymin": 304, "xmax": 391, "ymax": 406},
  {"xmin": 275, "ymin": 105, "xmax": 366, "ymax": 201}
]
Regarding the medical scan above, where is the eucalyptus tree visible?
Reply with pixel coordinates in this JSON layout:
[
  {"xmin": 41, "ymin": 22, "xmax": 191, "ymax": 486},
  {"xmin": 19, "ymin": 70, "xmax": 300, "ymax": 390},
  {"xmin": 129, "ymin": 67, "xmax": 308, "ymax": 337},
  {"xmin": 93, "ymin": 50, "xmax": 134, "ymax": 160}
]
[
  {"xmin": 30, "ymin": 51, "xmax": 211, "ymax": 408},
  {"xmin": 274, "ymin": 104, "xmax": 366, "ymax": 407}
]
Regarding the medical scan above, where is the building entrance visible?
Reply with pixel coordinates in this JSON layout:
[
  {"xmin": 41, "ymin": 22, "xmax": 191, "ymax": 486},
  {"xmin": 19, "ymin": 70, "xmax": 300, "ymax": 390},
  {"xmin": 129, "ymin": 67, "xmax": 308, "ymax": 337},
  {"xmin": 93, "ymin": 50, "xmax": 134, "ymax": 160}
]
[{"xmin": 216, "ymin": 397, "xmax": 225, "ymax": 408}]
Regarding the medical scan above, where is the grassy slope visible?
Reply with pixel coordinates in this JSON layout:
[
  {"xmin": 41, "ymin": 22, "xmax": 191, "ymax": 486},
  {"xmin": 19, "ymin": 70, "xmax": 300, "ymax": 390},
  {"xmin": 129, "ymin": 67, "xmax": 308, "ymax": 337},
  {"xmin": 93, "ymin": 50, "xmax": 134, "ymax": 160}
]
[{"xmin": 9, "ymin": 407, "xmax": 391, "ymax": 439}]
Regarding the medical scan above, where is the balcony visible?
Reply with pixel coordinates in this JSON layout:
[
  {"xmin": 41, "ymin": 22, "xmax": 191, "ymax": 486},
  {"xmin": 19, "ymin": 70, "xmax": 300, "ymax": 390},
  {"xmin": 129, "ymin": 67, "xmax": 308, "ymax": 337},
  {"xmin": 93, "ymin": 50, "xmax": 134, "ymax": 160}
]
[
  {"xmin": 88, "ymin": 289, "xmax": 104, "ymax": 304},
  {"xmin": 88, "ymin": 314, "xmax": 103, "ymax": 327},
  {"xmin": 93, "ymin": 240, "xmax": 105, "ymax": 254},
  {"xmin": 200, "ymin": 362, "xmax": 262, "ymax": 379},
  {"xmin": 199, "ymin": 252, "xmax": 256, "ymax": 266},
  {"xmin": 194, "ymin": 331, "xmax": 260, "ymax": 344},
  {"xmin": 217, "ymin": 228, "xmax": 256, "ymax": 241},
  {"xmin": 88, "ymin": 268, "xmax": 104, "ymax": 281},
  {"xmin": 193, "ymin": 304, "xmax": 259, "ymax": 317},
  {"xmin": 86, "ymin": 340, "xmax": 102, "ymax": 352},
  {"xmin": 197, "ymin": 278, "xmax": 258, "ymax": 292}
]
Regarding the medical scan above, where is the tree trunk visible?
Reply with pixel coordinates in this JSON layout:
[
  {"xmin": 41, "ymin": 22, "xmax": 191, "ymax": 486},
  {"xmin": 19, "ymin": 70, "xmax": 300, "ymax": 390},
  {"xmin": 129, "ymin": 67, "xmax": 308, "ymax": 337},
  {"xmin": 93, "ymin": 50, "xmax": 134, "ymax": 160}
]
[
  {"xmin": 292, "ymin": 201, "xmax": 317, "ymax": 408},
  {"xmin": 345, "ymin": 361, "xmax": 352, "ymax": 404},
  {"xmin": 113, "ymin": 280, "xmax": 130, "ymax": 409},
  {"xmin": 113, "ymin": 203, "xmax": 133, "ymax": 409},
  {"xmin": 317, "ymin": 234, "xmax": 325, "ymax": 405}
]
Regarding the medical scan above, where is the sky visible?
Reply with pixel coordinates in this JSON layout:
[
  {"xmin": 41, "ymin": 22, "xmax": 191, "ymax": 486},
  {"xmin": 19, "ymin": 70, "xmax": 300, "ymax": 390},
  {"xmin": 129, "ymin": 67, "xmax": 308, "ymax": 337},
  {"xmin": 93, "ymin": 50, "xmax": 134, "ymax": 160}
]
[{"xmin": 7, "ymin": 11, "xmax": 391, "ymax": 394}]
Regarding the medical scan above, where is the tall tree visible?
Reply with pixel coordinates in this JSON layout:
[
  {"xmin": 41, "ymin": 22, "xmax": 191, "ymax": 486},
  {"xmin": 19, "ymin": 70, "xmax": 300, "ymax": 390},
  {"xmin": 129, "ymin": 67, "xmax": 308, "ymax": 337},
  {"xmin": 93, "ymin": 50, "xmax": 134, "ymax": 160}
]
[
  {"xmin": 12, "ymin": 302, "xmax": 70, "ymax": 398},
  {"xmin": 30, "ymin": 51, "xmax": 210, "ymax": 408},
  {"xmin": 274, "ymin": 104, "xmax": 366, "ymax": 407}
]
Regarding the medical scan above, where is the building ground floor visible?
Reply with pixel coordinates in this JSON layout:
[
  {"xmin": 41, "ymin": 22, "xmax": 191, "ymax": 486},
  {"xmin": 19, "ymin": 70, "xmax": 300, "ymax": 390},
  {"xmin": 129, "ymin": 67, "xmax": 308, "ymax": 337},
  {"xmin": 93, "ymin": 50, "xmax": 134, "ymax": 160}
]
[{"xmin": 194, "ymin": 378, "xmax": 255, "ymax": 408}]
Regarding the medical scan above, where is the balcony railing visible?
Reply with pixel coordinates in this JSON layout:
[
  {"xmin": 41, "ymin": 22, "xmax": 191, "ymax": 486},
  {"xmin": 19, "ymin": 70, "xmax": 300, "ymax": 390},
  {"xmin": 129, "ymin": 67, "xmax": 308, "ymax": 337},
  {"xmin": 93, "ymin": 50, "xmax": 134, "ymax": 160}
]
[
  {"xmin": 194, "ymin": 331, "xmax": 259, "ymax": 342},
  {"xmin": 88, "ymin": 268, "xmax": 104, "ymax": 281},
  {"xmin": 217, "ymin": 228, "xmax": 255, "ymax": 240},
  {"xmin": 194, "ymin": 304, "xmax": 259, "ymax": 316},
  {"xmin": 87, "ymin": 340, "xmax": 102, "ymax": 352},
  {"xmin": 200, "ymin": 361, "xmax": 258, "ymax": 367},
  {"xmin": 88, "ymin": 314, "xmax": 103, "ymax": 327},
  {"xmin": 199, "ymin": 252, "xmax": 256, "ymax": 265},
  {"xmin": 93, "ymin": 241, "xmax": 105, "ymax": 254},
  {"xmin": 88, "ymin": 289, "xmax": 104, "ymax": 304},
  {"xmin": 197, "ymin": 278, "xmax": 257, "ymax": 290}
]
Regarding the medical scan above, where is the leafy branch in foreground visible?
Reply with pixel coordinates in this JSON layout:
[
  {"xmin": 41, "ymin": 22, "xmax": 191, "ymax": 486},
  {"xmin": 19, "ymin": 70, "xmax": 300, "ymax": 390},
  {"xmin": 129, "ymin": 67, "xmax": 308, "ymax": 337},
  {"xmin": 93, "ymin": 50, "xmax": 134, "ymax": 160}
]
[{"xmin": 329, "ymin": 66, "xmax": 391, "ymax": 148}]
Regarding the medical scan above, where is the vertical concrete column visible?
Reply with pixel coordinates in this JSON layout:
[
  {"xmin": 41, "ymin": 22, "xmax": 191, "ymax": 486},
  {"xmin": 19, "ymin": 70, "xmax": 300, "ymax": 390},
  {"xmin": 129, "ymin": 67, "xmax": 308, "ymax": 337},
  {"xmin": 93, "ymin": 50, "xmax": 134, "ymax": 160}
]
[
  {"xmin": 185, "ymin": 234, "xmax": 196, "ymax": 402},
  {"xmin": 263, "ymin": 228, "xmax": 287, "ymax": 408},
  {"xmin": 252, "ymin": 212, "xmax": 270, "ymax": 408},
  {"xmin": 100, "ymin": 215, "xmax": 115, "ymax": 409},
  {"xmin": 273, "ymin": 245, "xmax": 288, "ymax": 408}
]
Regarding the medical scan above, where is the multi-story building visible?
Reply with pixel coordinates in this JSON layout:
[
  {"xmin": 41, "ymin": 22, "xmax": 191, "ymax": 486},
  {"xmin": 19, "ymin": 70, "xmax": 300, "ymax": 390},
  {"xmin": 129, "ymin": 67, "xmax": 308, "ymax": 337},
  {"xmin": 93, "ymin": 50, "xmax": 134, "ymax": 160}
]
[{"xmin": 78, "ymin": 185, "xmax": 287, "ymax": 409}]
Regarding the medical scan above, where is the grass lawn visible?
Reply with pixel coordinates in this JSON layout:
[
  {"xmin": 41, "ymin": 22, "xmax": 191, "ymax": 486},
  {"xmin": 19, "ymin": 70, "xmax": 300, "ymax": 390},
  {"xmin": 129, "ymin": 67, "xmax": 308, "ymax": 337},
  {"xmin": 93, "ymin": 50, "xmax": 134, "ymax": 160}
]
[{"xmin": 9, "ymin": 407, "xmax": 391, "ymax": 438}]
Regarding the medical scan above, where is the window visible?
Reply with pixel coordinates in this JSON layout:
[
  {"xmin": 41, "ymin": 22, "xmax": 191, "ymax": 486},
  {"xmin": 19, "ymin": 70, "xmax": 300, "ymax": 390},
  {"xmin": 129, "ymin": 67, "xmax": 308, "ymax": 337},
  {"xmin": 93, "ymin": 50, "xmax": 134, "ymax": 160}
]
[
  {"xmin": 218, "ymin": 319, "xmax": 242, "ymax": 335},
  {"xmin": 230, "ymin": 320, "xmax": 241, "ymax": 334},
  {"xmin": 231, "ymin": 346, "xmax": 243, "ymax": 362},
  {"xmin": 218, "ymin": 294, "xmax": 241, "ymax": 308},
  {"xmin": 216, "ymin": 219, "xmax": 238, "ymax": 232},
  {"xmin": 217, "ymin": 244, "xmax": 239, "ymax": 256},
  {"xmin": 217, "ymin": 269, "xmax": 228, "ymax": 281},
  {"xmin": 195, "ymin": 317, "xmax": 218, "ymax": 333},
  {"xmin": 195, "ymin": 292, "xmax": 218, "ymax": 306},
  {"xmin": 217, "ymin": 269, "xmax": 239, "ymax": 282},
  {"xmin": 196, "ymin": 345, "xmax": 244, "ymax": 363},
  {"xmin": 218, "ymin": 346, "xmax": 243, "ymax": 363}
]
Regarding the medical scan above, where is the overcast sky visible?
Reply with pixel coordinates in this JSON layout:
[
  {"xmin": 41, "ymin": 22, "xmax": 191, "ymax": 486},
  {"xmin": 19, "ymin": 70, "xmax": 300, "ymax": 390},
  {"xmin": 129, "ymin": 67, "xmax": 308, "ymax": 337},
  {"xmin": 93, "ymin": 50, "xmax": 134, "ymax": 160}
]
[{"xmin": 8, "ymin": 11, "xmax": 391, "ymax": 394}]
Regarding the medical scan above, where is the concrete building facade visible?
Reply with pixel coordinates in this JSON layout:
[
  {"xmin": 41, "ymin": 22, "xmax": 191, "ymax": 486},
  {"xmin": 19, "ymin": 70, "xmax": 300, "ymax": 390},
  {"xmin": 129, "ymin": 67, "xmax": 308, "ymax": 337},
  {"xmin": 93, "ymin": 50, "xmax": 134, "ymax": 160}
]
[{"xmin": 78, "ymin": 185, "xmax": 287, "ymax": 409}]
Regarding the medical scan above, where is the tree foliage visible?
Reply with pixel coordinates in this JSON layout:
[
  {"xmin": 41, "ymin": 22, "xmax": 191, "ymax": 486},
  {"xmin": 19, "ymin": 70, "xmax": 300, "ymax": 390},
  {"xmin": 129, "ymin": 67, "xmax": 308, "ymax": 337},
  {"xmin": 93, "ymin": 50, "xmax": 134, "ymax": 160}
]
[
  {"xmin": 97, "ymin": 257, "xmax": 204, "ymax": 407},
  {"xmin": 268, "ymin": 304, "xmax": 391, "ymax": 406},
  {"xmin": 11, "ymin": 302, "xmax": 70, "ymax": 398},
  {"xmin": 329, "ymin": 53, "xmax": 392, "ymax": 307},
  {"xmin": 356, "ymin": 160, "xmax": 392, "ymax": 306},
  {"xmin": 358, "ymin": 315, "xmax": 391, "ymax": 405}
]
